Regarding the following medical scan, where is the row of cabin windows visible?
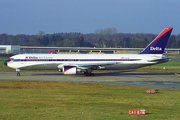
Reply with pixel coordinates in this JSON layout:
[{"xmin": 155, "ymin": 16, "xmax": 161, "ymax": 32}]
[{"xmin": 13, "ymin": 59, "xmax": 141, "ymax": 62}]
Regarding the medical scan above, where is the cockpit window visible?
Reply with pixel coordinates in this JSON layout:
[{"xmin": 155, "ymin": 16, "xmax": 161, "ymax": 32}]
[{"xmin": 10, "ymin": 58, "xmax": 14, "ymax": 61}]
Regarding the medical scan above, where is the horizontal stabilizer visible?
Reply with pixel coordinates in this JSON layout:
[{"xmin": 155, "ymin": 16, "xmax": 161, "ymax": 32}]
[{"xmin": 148, "ymin": 58, "xmax": 170, "ymax": 63}]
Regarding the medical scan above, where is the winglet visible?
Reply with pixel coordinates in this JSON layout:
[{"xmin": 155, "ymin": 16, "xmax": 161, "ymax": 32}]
[{"xmin": 140, "ymin": 28, "xmax": 173, "ymax": 54}]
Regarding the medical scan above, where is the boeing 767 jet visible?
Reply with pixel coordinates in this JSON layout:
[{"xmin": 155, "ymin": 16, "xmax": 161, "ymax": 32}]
[{"xmin": 4, "ymin": 28, "xmax": 173, "ymax": 76}]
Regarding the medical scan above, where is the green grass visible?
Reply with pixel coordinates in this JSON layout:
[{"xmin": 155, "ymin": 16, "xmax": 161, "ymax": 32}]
[
  {"xmin": 0, "ymin": 57, "xmax": 14, "ymax": 71},
  {"xmin": 0, "ymin": 55, "xmax": 180, "ymax": 119},
  {"xmin": 0, "ymin": 81, "xmax": 180, "ymax": 120},
  {"xmin": 135, "ymin": 61, "xmax": 180, "ymax": 72}
]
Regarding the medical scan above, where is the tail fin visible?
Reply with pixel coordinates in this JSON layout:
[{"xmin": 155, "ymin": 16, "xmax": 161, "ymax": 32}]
[{"xmin": 140, "ymin": 28, "xmax": 173, "ymax": 54}]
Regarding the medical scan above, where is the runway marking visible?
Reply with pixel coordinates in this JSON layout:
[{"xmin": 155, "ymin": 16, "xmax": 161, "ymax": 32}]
[{"xmin": 175, "ymin": 73, "xmax": 180, "ymax": 77}]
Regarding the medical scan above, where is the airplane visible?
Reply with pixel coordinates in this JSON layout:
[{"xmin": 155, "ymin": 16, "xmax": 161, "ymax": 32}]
[{"xmin": 4, "ymin": 28, "xmax": 173, "ymax": 76}]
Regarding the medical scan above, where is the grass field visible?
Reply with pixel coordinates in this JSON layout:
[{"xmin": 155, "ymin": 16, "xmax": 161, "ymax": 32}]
[
  {"xmin": 134, "ymin": 54, "xmax": 180, "ymax": 72},
  {"xmin": 0, "ymin": 55, "xmax": 180, "ymax": 119},
  {"xmin": 0, "ymin": 81, "xmax": 180, "ymax": 120},
  {"xmin": 0, "ymin": 57, "xmax": 14, "ymax": 71},
  {"xmin": 135, "ymin": 60, "xmax": 180, "ymax": 72}
]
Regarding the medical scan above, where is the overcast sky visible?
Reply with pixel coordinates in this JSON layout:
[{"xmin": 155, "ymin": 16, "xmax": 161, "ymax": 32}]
[{"xmin": 0, "ymin": 0, "xmax": 179, "ymax": 35}]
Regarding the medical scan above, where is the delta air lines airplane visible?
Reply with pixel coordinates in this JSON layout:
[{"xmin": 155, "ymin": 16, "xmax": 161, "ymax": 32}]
[{"xmin": 4, "ymin": 28, "xmax": 173, "ymax": 76}]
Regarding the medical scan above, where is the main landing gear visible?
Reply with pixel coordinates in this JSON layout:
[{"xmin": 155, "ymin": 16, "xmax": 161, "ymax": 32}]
[
  {"xmin": 84, "ymin": 72, "xmax": 94, "ymax": 76},
  {"xmin": 84, "ymin": 69, "xmax": 94, "ymax": 76},
  {"xmin": 16, "ymin": 69, "xmax": 20, "ymax": 76}
]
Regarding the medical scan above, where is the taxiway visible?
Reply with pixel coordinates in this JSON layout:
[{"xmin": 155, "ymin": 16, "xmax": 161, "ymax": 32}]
[{"xmin": 0, "ymin": 71, "xmax": 179, "ymax": 90}]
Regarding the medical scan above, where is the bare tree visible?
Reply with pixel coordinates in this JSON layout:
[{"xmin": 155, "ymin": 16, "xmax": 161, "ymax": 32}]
[{"xmin": 95, "ymin": 27, "xmax": 117, "ymax": 35}]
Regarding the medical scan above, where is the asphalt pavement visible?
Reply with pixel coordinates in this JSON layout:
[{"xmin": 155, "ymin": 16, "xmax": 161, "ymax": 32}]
[{"xmin": 0, "ymin": 71, "xmax": 180, "ymax": 90}]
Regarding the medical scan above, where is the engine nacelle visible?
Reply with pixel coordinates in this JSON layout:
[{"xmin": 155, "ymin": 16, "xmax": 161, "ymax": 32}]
[{"xmin": 63, "ymin": 66, "xmax": 77, "ymax": 75}]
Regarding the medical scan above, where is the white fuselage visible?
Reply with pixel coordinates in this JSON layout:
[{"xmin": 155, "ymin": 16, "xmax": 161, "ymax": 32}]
[{"xmin": 7, "ymin": 53, "xmax": 163, "ymax": 70}]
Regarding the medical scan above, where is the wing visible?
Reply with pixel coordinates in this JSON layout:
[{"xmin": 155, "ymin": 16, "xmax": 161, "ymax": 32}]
[
  {"xmin": 77, "ymin": 62, "xmax": 117, "ymax": 69},
  {"xmin": 57, "ymin": 62, "xmax": 117, "ymax": 70}
]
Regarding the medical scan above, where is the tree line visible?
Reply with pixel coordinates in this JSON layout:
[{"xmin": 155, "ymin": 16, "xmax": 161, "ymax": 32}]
[{"xmin": 0, "ymin": 29, "xmax": 180, "ymax": 48}]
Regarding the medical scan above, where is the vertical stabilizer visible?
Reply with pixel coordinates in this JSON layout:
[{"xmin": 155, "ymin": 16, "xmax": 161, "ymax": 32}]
[{"xmin": 140, "ymin": 28, "xmax": 173, "ymax": 54}]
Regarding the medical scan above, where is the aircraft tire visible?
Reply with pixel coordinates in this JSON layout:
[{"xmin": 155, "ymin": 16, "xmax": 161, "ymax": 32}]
[
  {"xmin": 85, "ymin": 73, "xmax": 94, "ymax": 76},
  {"xmin": 17, "ymin": 72, "xmax": 20, "ymax": 76}
]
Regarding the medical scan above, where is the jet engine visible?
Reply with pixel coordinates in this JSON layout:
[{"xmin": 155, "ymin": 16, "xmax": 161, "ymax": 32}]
[
  {"xmin": 58, "ymin": 65, "xmax": 86, "ymax": 75},
  {"xmin": 63, "ymin": 66, "xmax": 77, "ymax": 74}
]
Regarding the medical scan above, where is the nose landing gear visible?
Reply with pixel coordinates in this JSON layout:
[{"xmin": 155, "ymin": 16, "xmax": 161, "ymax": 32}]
[
  {"xmin": 16, "ymin": 69, "xmax": 20, "ymax": 76},
  {"xmin": 17, "ymin": 72, "xmax": 20, "ymax": 76}
]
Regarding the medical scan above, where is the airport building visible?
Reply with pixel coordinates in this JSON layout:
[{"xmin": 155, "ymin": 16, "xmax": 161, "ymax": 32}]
[{"xmin": 0, "ymin": 45, "xmax": 20, "ymax": 54}]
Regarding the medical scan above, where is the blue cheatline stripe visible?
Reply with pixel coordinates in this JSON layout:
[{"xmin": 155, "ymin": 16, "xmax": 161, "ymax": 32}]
[{"xmin": 12, "ymin": 59, "xmax": 141, "ymax": 62}]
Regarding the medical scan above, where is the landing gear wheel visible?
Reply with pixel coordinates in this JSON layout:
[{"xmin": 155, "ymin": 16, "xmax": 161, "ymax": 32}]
[
  {"xmin": 91, "ymin": 73, "xmax": 94, "ymax": 76},
  {"xmin": 17, "ymin": 72, "xmax": 20, "ymax": 76},
  {"xmin": 85, "ymin": 73, "xmax": 94, "ymax": 76},
  {"xmin": 16, "ymin": 69, "xmax": 20, "ymax": 76}
]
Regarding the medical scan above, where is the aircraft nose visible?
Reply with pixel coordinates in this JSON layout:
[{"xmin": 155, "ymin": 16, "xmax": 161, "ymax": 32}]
[
  {"xmin": 4, "ymin": 60, "xmax": 7, "ymax": 66},
  {"xmin": 4, "ymin": 59, "xmax": 10, "ymax": 66}
]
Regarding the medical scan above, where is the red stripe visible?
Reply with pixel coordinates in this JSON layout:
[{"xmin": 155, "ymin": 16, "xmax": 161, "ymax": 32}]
[
  {"xmin": 64, "ymin": 67, "xmax": 75, "ymax": 73},
  {"xmin": 148, "ymin": 28, "xmax": 173, "ymax": 46}
]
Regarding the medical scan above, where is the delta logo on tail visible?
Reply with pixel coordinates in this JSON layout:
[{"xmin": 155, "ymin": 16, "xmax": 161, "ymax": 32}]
[
  {"xmin": 150, "ymin": 47, "xmax": 162, "ymax": 51},
  {"xmin": 140, "ymin": 28, "xmax": 173, "ymax": 54}
]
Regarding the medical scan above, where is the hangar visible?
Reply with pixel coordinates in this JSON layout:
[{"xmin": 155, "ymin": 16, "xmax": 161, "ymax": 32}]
[{"xmin": 0, "ymin": 45, "xmax": 20, "ymax": 54}]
